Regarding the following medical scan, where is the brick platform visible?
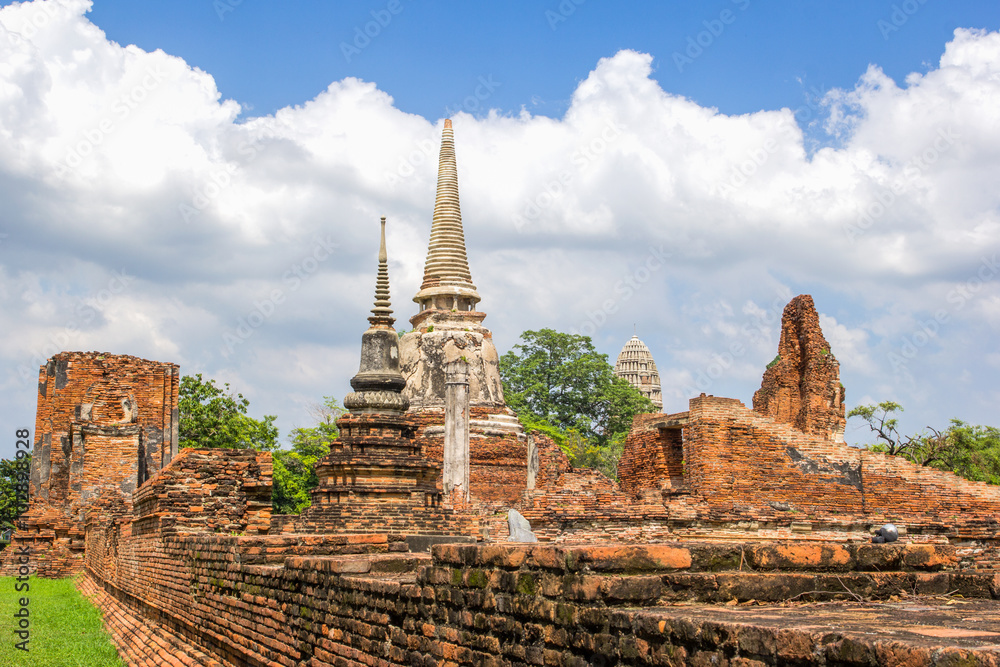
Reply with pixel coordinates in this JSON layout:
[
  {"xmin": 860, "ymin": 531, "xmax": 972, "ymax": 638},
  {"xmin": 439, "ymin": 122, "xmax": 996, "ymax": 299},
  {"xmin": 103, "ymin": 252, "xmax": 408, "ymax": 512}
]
[{"xmin": 81, "ymin": 530, "xmax": 1000, "ymax": 666}]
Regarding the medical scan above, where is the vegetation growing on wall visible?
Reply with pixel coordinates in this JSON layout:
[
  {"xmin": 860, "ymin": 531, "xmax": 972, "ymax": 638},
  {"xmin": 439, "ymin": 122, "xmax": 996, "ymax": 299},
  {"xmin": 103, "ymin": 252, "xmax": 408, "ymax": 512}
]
[{"xmin": 849, "ymin": 401, "xmax": 1000, "ymax": 484}]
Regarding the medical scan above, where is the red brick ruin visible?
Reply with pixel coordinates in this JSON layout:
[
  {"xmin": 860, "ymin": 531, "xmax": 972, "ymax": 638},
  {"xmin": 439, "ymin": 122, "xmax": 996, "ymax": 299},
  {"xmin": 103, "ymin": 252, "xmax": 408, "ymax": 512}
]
[
  {"xmin": 6, "ymin": 123, "xmax": 1000, "ymax": 665},
  {"xmin": 1, "ymin": 351, "xmax": 178, "ymax": 577},
  {"xmin": 753, "ymin": 294, "xmax": 847, "ymax": 441}
]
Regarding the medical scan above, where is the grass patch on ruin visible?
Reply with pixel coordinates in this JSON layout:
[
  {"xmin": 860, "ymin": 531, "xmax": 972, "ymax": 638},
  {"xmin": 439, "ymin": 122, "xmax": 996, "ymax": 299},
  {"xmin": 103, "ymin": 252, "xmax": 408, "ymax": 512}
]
[{"xmin": 0, "ymin": 575, "xmax": 124, "ymax": 666}]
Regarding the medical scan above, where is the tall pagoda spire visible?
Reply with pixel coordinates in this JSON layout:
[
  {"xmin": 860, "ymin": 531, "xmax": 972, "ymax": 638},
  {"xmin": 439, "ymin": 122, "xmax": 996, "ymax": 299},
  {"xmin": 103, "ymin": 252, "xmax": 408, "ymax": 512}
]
[{"xmin": 411, "ymin": 119, "xmax": 482, "ymax": 324}]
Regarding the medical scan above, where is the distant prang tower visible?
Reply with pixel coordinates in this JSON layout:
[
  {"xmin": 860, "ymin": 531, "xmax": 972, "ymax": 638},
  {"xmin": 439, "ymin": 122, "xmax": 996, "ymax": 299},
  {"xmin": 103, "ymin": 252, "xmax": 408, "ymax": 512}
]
[
  {"xmin": 614, "ymin": 335, "xmax": 663, "ymax": 409},
  {"xmin": 399, "ymin": 119, "xmax": 514, "ymax": 427}
]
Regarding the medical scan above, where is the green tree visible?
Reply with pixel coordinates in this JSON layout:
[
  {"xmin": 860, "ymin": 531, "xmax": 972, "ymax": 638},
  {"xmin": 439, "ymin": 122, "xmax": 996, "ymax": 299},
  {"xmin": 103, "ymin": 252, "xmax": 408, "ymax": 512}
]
[
  {"xmin": 847, "ymin": 401, "xmax": 911, "ymax": 455},
  {"xmin": 272, "ymin": 397, "xmax": 345, "ymax": 515},
  {"xmin": 178, "ymin": 373, "xmax": 279, "ymax": 451},
  {"xmin": 848, "ymin": 402, "xmax": 1000, "ymax": 484},
  {"xmin": 500, "ymin": 329, "xmax": 656, "ymax": 478},
  {"xmin": 0, "ymin": 455, "xmax": 31, "ymax": 534},
  {"xmin": 941, "ymin": 421, "xmax": 1000, "ymax": 484}
]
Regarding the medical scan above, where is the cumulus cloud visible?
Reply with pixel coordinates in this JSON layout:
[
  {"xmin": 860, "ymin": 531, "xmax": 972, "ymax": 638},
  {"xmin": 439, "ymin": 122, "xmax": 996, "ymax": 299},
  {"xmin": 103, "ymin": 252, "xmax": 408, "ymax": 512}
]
[{"xmin": 1, "ymin": 1, "xmax": 999, "ymax": 456}]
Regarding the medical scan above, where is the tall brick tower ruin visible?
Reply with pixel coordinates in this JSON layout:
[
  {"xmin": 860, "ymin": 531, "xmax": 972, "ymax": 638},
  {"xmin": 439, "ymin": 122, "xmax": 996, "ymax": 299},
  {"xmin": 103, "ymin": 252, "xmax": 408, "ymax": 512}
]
[
  {"xmin": 752, "ymin": 294, "xmax": 846, "ymax": 441},
  {"xmin": 2, "ymin": 352, "xmax": 179, "ymax": 576}
]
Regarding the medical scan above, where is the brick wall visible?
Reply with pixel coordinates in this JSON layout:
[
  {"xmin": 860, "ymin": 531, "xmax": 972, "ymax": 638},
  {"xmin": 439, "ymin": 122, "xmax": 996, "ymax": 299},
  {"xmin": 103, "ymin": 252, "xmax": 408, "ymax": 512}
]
[
  {"xmin": 80, "ymin": 529, "xmax": 1000, "ymax": 667},
  {"xmin": 131, "ymin": 448, "xmax": 272, "ymax": 537},
  {"xmin": 618, "ymin": 412, "xmax": 690, "ymax": 497},
  {"xmin": 75, "ymin": 426, "xmax": 141, "ymax": 504},
  {"xmin": 616, "ymin": 395, "xmax": 1000, "ymax": 539}
]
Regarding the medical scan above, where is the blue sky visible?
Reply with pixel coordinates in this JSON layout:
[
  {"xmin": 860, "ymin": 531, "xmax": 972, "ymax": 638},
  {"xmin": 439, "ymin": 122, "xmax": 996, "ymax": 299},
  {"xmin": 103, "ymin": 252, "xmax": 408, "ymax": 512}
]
[
  {"xmin": 1, "ymin": 0, "xmax": 999, "ymax": 461},
  {"xmin": 87, "ymin": 1, "xmax": 998, "ymax": 124}
]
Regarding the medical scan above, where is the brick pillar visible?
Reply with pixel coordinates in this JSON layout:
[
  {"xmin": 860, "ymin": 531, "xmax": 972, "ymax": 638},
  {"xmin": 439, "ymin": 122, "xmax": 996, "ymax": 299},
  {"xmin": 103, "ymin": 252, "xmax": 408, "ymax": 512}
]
[{"xmin": 443, "ymin": 360, "xmax": 470, "ymax": 501}]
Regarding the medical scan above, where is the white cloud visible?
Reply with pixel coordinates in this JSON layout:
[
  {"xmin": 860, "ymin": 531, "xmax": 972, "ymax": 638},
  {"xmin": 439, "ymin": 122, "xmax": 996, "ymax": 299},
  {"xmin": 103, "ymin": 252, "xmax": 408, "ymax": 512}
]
[{"xmin": 1, "ymin": 3, "xmax": 999, "ymax": 456}]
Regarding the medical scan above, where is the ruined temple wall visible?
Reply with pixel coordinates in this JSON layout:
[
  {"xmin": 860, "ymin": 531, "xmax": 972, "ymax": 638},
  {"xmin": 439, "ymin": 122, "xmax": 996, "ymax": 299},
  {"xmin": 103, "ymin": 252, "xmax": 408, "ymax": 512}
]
[
  {"xmin": 30, "ymin": 351, "xmax": 180, "ymax": 505},
  {"xmin": 131, "ymin": 448, "xmax": 272, "ymax": 537},
  {"xmin": 681, "ymin": 396, "xmax": 1000, "ymax": 532},
  {"xmin": 618, "ymin": 411, "xmax": 690, "ymax": 497},
  {"xmin": 612, "ymin": 396, "xmax": 1000, "ymax": 538},
  {"xmin": 73, "ymin": 427, "xmax": 141, "ymax": 506}
]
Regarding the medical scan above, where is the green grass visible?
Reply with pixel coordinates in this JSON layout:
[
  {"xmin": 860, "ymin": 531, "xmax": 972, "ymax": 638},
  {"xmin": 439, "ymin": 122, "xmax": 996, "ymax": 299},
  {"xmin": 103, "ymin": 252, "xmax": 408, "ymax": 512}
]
[{"xmin": 0, "ymin": 575, "xmax": 124, "ymax": 666}]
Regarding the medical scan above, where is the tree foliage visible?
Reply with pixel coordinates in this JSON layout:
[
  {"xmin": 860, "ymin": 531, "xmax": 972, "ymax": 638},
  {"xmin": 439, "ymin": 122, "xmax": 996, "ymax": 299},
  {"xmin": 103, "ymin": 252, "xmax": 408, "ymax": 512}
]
[
  {"xmin": 272, "ymin": 396, "xmax": 344, "ymax": 515},
  {"xmin": 0, "ymin": 454, "xmax": 31, "ymax": 533},
  {"xmin": 178, "ymin": 373, "xmax": 279, "ymax": 451},
  {"xmin": 848, "ymin": 401, "xmax": 1000, "ymax": 484},
  {"xmin": 500, "ymin": 329, "xmax": 656, "ymax": 479}
]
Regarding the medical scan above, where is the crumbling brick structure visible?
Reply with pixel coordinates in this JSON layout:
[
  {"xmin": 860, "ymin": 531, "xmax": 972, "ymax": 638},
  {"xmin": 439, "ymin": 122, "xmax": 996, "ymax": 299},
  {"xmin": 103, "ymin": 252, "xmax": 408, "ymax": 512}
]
[
  {"xmin": 616, "ymin": 394, "xmax": 1000, "ymax": 541},
  {"xmin": 753, "ymin": 294, "xmax": 846, "ymax": 441},
  {"xmin": 295, "ymin": 412, "xmax": 479, "ymax": 537},
  {"xmin": 1, "ymin": 351, "xmax": 179, "ymax": 576}
]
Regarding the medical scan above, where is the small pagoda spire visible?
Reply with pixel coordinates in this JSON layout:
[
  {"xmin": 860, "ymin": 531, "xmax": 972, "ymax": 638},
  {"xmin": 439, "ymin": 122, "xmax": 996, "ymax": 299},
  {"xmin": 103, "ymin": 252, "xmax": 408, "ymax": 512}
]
[
  {"xmin": 412, "ymin": 119, "xmax": 482, "ymax": 317},
  {"xmin": 344, "ymin": 216, "xmax": 408, "ymax": 414},
  {"xmin": 368, "ymin": 216, "xmax": 394, "ymax": 328}
]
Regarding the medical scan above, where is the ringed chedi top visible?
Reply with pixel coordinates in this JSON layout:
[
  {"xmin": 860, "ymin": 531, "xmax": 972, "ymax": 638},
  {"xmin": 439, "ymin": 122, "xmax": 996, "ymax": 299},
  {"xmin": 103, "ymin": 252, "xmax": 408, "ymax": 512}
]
[{"xmin": 410, "ymin": 119, "xmax": 485, "ymax": 328}]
